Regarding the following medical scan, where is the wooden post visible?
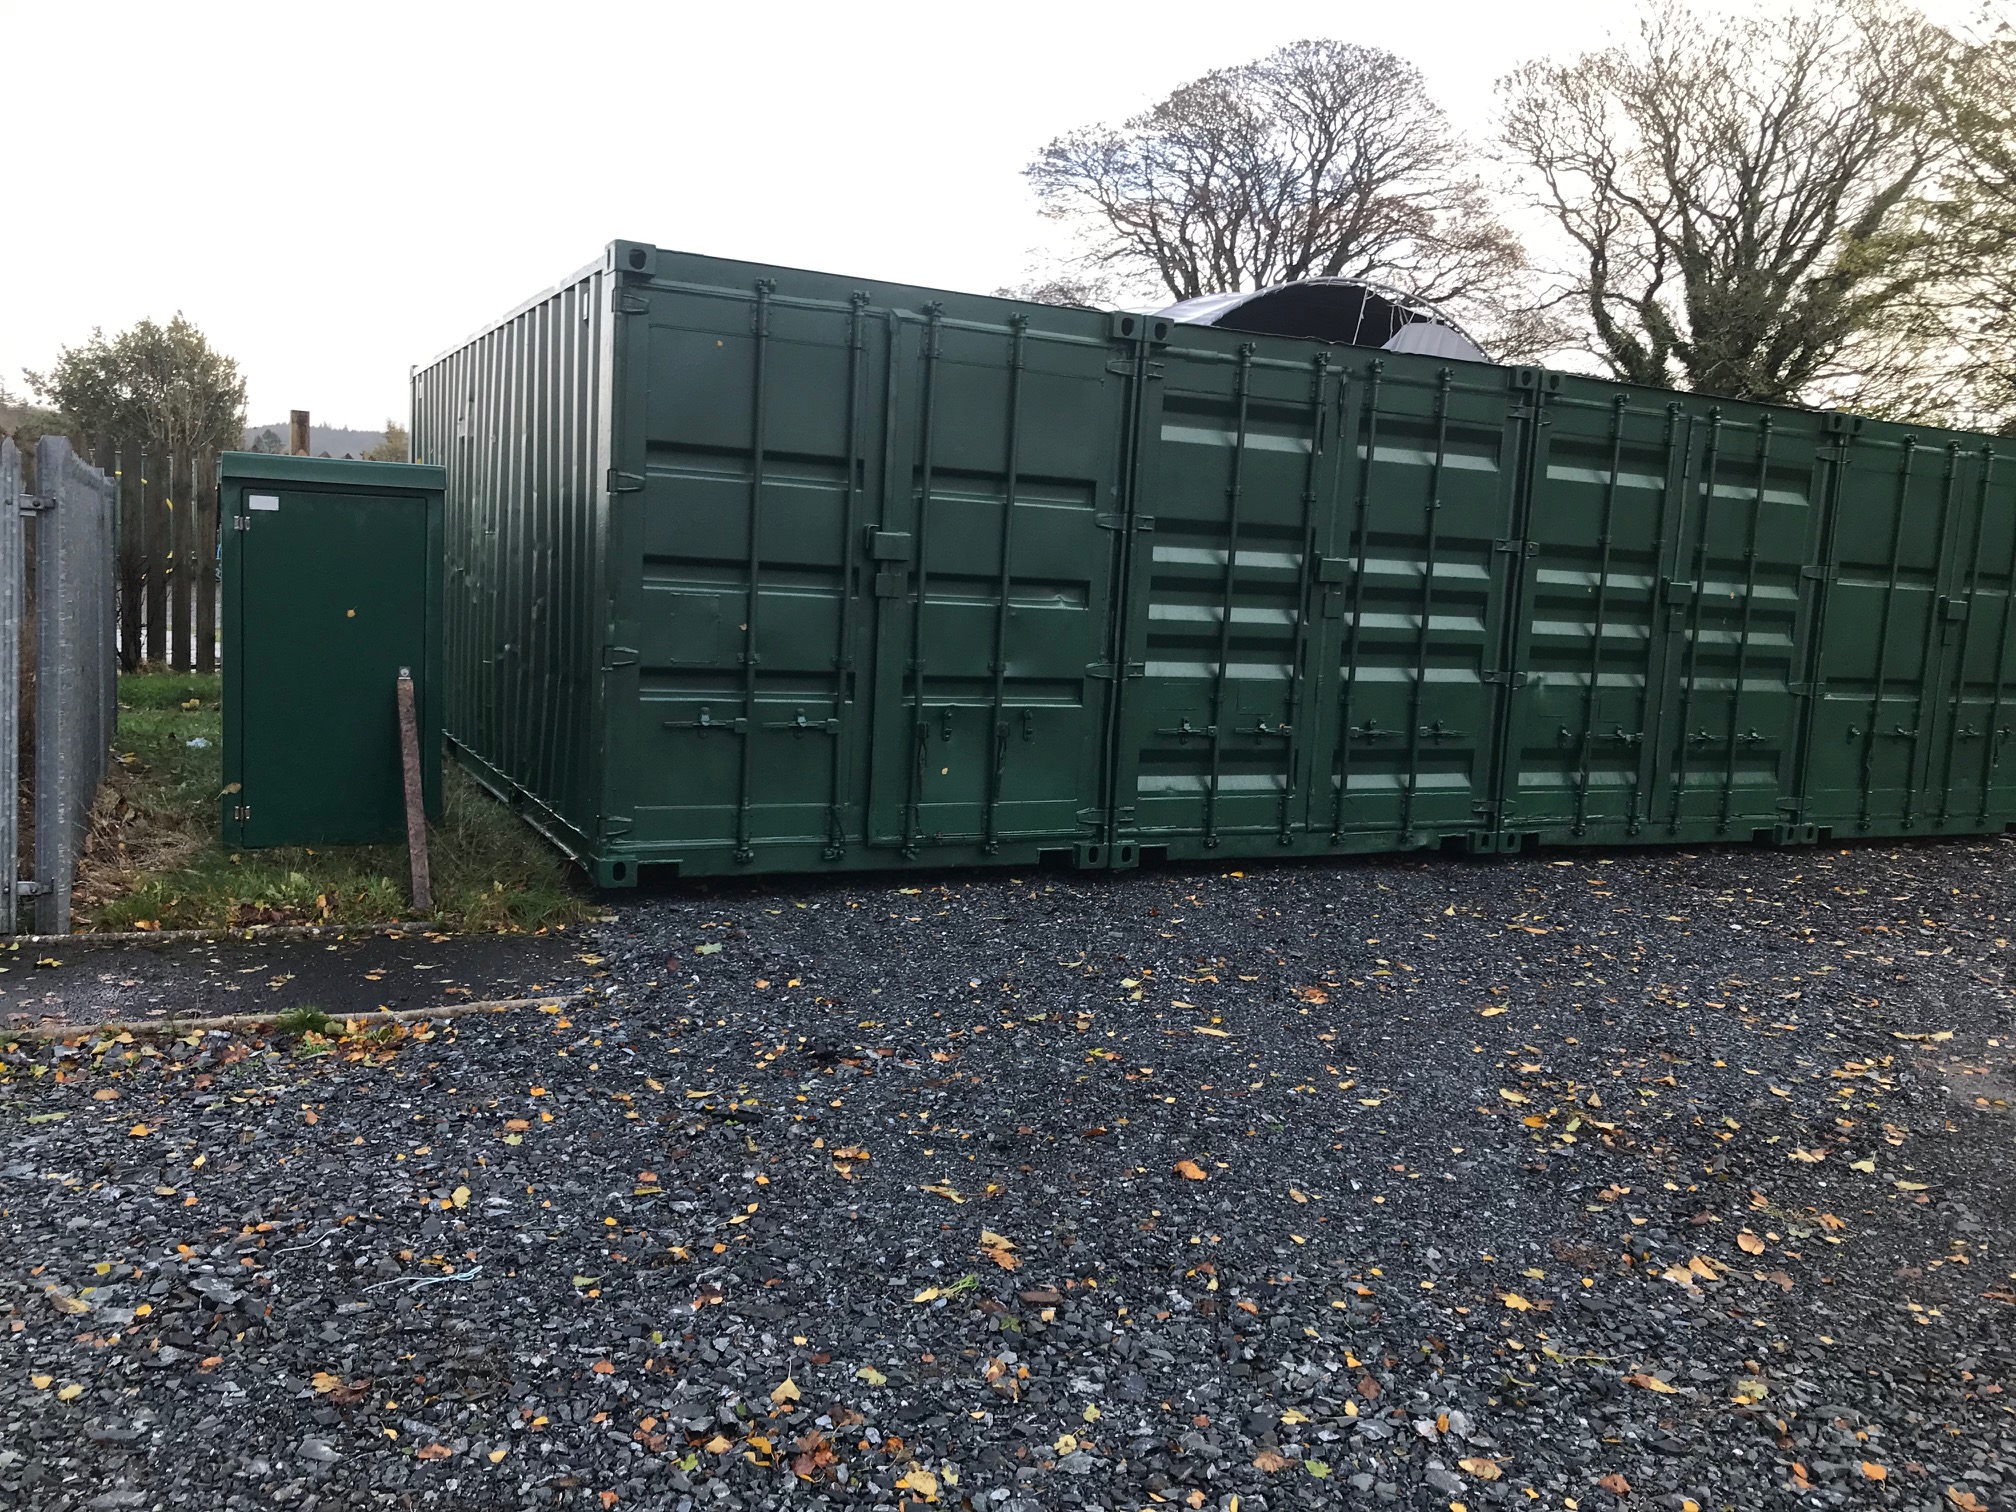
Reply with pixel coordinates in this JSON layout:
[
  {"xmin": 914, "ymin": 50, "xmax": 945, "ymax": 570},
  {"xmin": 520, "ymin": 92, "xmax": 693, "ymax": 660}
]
[
  {"xmin": 194, "ymin": 449, "xmax": 218, "ymax": 673},
  {"xmin": 396, "ymin": 668, "xmax": 433, "ymax": 912},
  {"xmin": 289, "ymin": 410, "xmax": 310, "ymax": 457},
  {"xmin": 142, "ymin": 448, "xmax": 167, "ymax": 666},
  {"xmin": 115, "ymin": 443, "xmax": 141, "ymax": 672},
  {"xmin": 170, "ymin": 447, "xmax": 191, "ymax": 669}
]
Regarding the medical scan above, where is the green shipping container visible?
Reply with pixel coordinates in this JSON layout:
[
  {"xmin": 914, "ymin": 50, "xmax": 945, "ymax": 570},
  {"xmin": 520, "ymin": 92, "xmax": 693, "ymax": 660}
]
[
  {"xmin": 412, "ymin": 242, "xmax": 2016, "ymax": 885},
  {"xmin": 220, "ymin": 453, "xmax": 445, "ymax": 847}
]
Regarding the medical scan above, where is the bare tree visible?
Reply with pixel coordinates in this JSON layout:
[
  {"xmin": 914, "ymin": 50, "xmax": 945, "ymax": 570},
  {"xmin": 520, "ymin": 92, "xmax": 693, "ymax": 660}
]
[
  {"xmin": 1497, "ymin": 0, "xmax": 1958, "ymax": 406},
  {"xmin": 1025, "ymin": 40, "xmax": 1532, "ymax": 332},
  {"xmin": 1910, "ymin": 14, "xmax": 2016, "ymax": 431}
]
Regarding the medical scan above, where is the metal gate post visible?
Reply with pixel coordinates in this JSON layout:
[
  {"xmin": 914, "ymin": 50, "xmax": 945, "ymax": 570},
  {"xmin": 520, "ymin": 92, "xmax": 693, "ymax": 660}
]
[{"xmin": 0, "ymin": 442, "xmax": 20, "ymax": 935}]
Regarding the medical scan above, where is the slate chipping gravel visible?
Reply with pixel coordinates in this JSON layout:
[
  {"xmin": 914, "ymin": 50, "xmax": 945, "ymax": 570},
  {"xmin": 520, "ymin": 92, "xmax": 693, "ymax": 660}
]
[{"xmin": 4, "ymin": 839, "xmax": 2016, "ymax": 1511}]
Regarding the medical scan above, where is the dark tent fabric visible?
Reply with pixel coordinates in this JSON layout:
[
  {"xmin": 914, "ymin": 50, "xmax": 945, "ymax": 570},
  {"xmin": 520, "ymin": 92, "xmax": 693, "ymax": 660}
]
[{"xmin": 1157, "ymin": 278, "xmax": 1492, "ymax": 363}]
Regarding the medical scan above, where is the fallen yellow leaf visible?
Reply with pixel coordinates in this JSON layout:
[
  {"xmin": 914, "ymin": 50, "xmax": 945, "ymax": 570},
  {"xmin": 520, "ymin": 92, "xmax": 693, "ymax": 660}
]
[
  {"xmin": 1174, "ymin": 1159, "xmax": 1209, "ymax": 1181},
  {"xmin": 896, "ymin": 1467, "xmax": 939, "ymax": 1500}
]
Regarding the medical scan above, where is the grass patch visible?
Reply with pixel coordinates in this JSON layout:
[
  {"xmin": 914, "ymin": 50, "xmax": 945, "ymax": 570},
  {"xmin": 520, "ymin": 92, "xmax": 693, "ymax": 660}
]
[
  {"xmin": 74, "ymin": 670, "xmax": 590, "ymax": 934},
  {"xmin": 273, "ymin": 1005, "xmax": 335, "ymax": 1039}
]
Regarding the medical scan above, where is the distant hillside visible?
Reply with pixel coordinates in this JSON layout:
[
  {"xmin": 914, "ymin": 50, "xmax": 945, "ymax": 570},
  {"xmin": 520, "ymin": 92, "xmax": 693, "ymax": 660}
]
[{"xmin": 242, "ymin": 422, "xmax": 388, "ymax": 459}]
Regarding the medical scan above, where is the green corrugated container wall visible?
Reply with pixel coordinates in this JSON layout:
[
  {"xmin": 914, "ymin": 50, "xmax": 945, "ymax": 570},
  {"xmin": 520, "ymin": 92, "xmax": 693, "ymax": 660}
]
[
  {"xmin": 411, "ymin": 242, "xmax": 2016, "ymax": 885},
  {"xmin": 220, "ymin": 453, "xmax": 445, "ymax": 847}
]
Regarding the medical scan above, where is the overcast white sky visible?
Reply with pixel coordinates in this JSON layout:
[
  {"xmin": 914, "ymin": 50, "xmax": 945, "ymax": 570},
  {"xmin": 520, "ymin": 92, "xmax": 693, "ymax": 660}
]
[{"xmin": 2, "ymin": 0, "xmax": 1991, "ymax": 427}]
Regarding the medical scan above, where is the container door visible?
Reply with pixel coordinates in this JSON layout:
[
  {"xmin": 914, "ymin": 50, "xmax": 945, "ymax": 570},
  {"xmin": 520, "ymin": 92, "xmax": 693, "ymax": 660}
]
[
  {"xmin": 1114, "ymin": 339, "xmax": 1342, "ymax": 854},
  {"xmin": 863, "ymin": 311, "xmax": 1124, "ymax": 856},
  {"xmin": 234, "ymin": 488, "xmax": 429, "ymax": 845},
  {"xmin": 1800, "ymin": 426, "xmax": 1969, "ymax": 835},
  {"xmin": 1895, "ymin": 443, "xmax": 2015, "ymax": 834},
  {"xmin": 1631, "ymin": 410, "xmax": 1816, "ymax": 840},
  {"xmin": 1317, "ymin": 358, "xmax": 1519, "ymax": 849},
  {"xmin": 1494, "ymin": 386, "xmax": 1690, "ymax": 841},
  {"xmin": 626, "ymin": 286, "xmax": 878, "ymax": 865}
]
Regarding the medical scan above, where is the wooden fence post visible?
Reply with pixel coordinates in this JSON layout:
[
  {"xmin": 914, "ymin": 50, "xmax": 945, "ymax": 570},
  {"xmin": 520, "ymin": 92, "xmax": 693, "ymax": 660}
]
[
  {"xmin": 112, "ymin": 444, "xmax": 142, "ymax": 671},
  {"xmin": 142, "ymin": 449, "xmax": 166, "ymax": 666},
  {"xmin": 170, "ymin": 447, "xmax": 191, "ymax": 669},
  {"xmin": 195, "ymin": 449, "xmax": 218, "ymax": 673}
]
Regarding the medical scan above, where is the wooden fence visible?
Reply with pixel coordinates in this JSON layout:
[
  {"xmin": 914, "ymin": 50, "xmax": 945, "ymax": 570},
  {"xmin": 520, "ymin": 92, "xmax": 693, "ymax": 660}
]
[{"xmin": 83, "ymin": 444, "xmax": 221, "ymax": 673}]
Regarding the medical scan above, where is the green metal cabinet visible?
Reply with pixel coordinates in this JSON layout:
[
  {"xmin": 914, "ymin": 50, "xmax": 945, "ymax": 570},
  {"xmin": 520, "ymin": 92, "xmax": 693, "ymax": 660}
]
[{"xmin": 220, "ymin": 453, "xmax": 444, "ymax": 847}]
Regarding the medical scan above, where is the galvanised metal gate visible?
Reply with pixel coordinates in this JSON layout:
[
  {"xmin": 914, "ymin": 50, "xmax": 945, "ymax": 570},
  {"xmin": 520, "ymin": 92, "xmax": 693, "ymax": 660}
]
[
  {"xmin": 414, "ymin": 243, "xmax": 2016, "ymax": 884},
  {"xmin": 0, "ymin": 437, "xmax": 119, "ymax": 932}
]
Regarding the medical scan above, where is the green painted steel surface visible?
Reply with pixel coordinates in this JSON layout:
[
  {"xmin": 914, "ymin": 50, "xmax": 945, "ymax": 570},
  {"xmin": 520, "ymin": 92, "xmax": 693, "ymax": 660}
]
[
  {"xmin": 412, "ymin": 242, "xmax": 2016, "ymax": 883},
  {"xmin": 220, "ymin": 454, "xmax": 444, "ymax": 847}
]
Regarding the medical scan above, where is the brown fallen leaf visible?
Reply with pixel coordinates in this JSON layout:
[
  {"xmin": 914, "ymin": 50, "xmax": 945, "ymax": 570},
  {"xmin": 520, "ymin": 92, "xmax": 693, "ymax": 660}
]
[
  {"xmin": 1458, "ymin": 1457, "xmax": 1503, "ymax": 1481},
  {"xmin": 1174, "ymin": 1159, "xmax": 1209, "ymax": 1181},
  {"xmin": 591, "ymin": 1360, "xmax": 615, "ymax": 1375},
  {"xmin": 1622, "ymin": 1372, "xmax": 1679, "ymax": 1394},
  {"xmin": 1254, "ymin": 1448, "xmax": 1293, "ymax": 1472},
  {"xmin": 310, "ymin": 1371, "xmax": 343, "ymax": 1393},
  {"xmin": 1598, "ymin": 1472, "xmax": 1631, "ymax": 1495},
  {"xmin": 1737, "ymin": 1231, "xmax": 1766, "ymax": 1255},
  {"xmin": 1949, "ymin": 1488, "xmax": 1986, "ymax": 1512},
  {"xmin": 1019, "ymin": 1286, "xmax": 1061, "ymax": 1305},
  {"xmin": 1861, "ymin": 1463, "xmax": 1888, "ymax": 1482},
  {"xmin": 770, "ymin": 1377, "xmax": 801, "ymax": 1405},
  {"xmin": 1498, "ymin": 1292, "xmax": 1533, "ymax": 1311},
  {"xmin": 415, "ymin": 1443, "xmax": 452, "ymax": 1461},
  {"xmin": 978, "ymin": 1229, "xmax": 1020, "ymax": 1271},
  {"xmin": 1357, "ymin": 1376, "xmax": 1382, "ymax": 1401}
]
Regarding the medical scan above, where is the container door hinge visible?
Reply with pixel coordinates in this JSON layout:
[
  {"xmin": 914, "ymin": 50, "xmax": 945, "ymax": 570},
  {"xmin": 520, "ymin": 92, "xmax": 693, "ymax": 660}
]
[
  {"xmin": 1095, "ymin": 512, "xmax": 1156, "ymax": 533},
  {"xmin": 607, "ymin": 469, "xmax": 646, "ymax": 493},
  {"xmin": 232, "ymin": 804, "xmax": 251, "ymax": 822},
  {"xmin": 615, "ymin": 291, "xmax": 651, "ymax": 315},
  {"xmin": 602, "ymin": 645, "xmax": 640, "ymax": 669},
  {"xmin": 600, "ymin": 814, "xmax": 634, "ymax": 839},
  {"xmin": 232, "ymin": 515, "xmax": 251, "ymax": 531},
  {"xmin": 1481, "ymin": 670, "xmax": 1530, "ymax": 688},
  {"xmin": 1087, "ymin": 661, "xmax": 1146, "ymax": 680},
  {"xmin": 1800, "ymin": 565, "xmax": 1828, "ymax": 581},
  {"xmin": 1493, "ymin": 539, "xmax": 1536, "ymax": 557}
]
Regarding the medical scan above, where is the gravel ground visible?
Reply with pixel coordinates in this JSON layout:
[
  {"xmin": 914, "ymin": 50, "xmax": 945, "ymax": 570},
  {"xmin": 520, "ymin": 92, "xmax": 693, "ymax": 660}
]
[{"xmin": 4, "ymin": 840, "xmax": 2015, "ymax": 1512}]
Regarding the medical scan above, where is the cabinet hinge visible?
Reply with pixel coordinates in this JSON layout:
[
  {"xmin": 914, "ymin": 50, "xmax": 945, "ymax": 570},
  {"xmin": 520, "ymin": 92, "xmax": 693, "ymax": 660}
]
[
  {"xmin": 606, "ymin": 469, "xmax": 646, "ymax": 493},
  {"xmin": 1087, "ymin": 661, "xmax": 1146, "ymax": 680},
  {"xmin": 232, "ymin": 515, "xmax": 252, "ymax": 532},
  {"xmin": 232, "ymin": 804, "xmax": 251, "ymax": 822},
  {"xmin": 1095, "ymin": 512, "xmax": 1156, "ymax": 533}
]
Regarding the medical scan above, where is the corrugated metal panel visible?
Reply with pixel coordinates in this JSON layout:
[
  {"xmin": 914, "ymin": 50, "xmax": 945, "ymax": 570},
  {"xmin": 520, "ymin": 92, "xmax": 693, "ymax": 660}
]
[
  {"xmin": 1798, "ymin": 421, "xmax": 2016, "ymax": 837},
  {"xmin": 413, "ymin": 258, "xmax": 612, "ymax": 870}
]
